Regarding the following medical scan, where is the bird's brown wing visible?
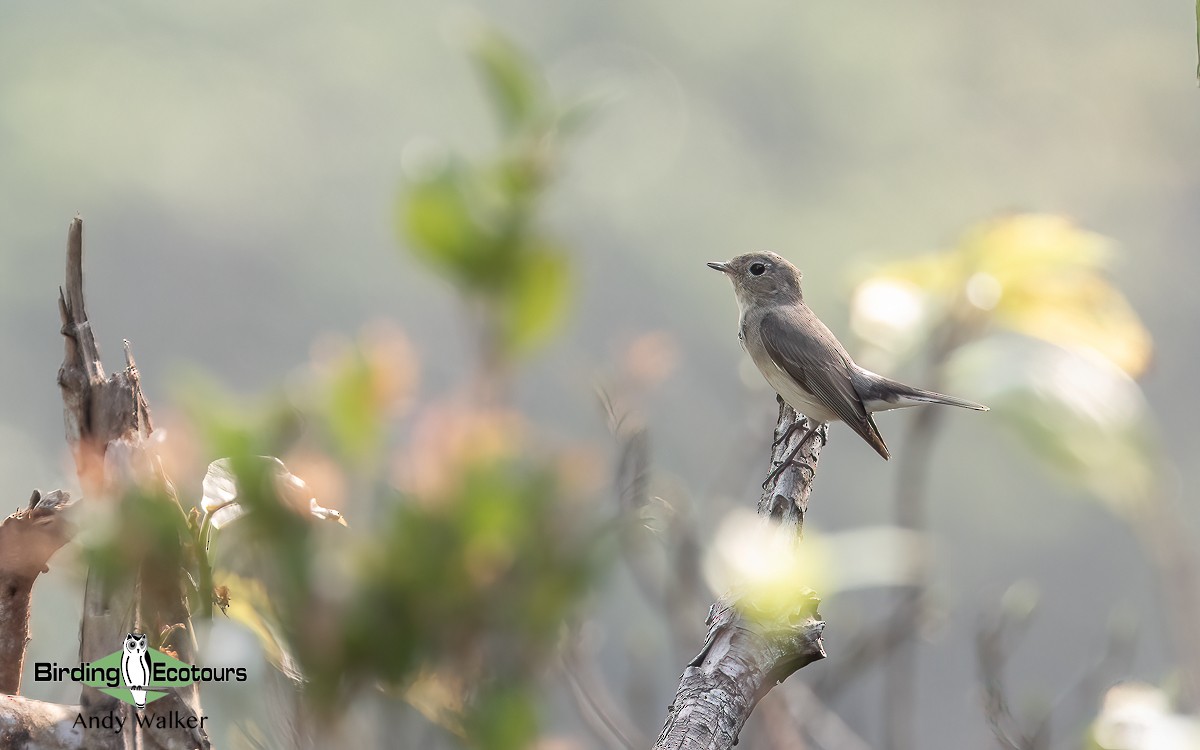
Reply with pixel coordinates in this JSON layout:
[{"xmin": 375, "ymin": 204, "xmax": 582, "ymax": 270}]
[{"xmin": 760, "ymin": 307, "xmax": 890, "ymax": 459}]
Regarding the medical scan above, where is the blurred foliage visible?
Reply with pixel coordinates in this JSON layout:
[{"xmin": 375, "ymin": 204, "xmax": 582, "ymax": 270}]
[
  {"xmin": 183, "ymin": 398, "xmax": 602, "ymax": 740},
  {"xmin": 1090, "ymin": 682, "xmax": 1200, "ymax": 750},
  {"xmin": 702, "ymin": 511, "xmax": 926, "ymax": 621},
  {"xmin": 851, "ymin": 213, "xmax": 1159, "ymax": 512},
  {"xmin": 850, "ymin": 214, "xmax": 1199, "ymax": 748},
  {"xmin": 399, "ymin": 19, "xmax": 583, "ymax": 364},
  {"xmin": 853, "ymin": 214, "xmax": 1151, "ymax": 376},
  {"xmin": 82, "ymin": 486, "xmax": 193, "ymax": 613},
  {"xmin": 953, "ymin": 337, "xmax": 1160, "ymax": 512},
  {"xmin": 78, "ymin": 25, "xmax": 607, "ymax": 750},
  {"xmin": 702, "ymin": 509, "xmax": 828, "ymax": 619}
]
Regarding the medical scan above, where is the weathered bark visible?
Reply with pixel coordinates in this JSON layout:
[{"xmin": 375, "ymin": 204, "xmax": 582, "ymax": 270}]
[
  {"xmin": 0, "ymin": 490, "xmax": 75, "ymax": 694},
  {"xmin": 0, "ymin": 696, "xmax": 86, "ymax": 750},
  {"xmin": 0, "ymin": 217, "xmax": 210, "ymax": 749},
  {"xmin": 57, "ymin": 217, "xmax": 208, "ymax": 750},
  {"xmin": 654, "ymin": 401, "xmax": 827, "ymax": 750}
]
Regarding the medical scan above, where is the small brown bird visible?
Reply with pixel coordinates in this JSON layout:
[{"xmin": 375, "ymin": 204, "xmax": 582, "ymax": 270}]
[{"xmin": 709, "ymin": 251, "xmax": 987, "ymax": 480}]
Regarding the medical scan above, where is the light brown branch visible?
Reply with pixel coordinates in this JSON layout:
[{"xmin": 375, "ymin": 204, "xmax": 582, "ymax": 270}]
[
  {"xmin": 56, "ymin": 217, "xmax": 208, "ymax": 750},
  {"xmin": 0, "ymin": 490, "xmax": 75, "ymax": 694},
  {"xmin": 0, "ymin": 696, "xmax": 86, "ymax": 750},
  {"xmin": 653, "ymin": 401, "xmax": 827, "ymax": 750}
]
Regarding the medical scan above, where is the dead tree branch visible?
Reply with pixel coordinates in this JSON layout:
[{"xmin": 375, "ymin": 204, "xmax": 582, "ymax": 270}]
[
  {"xmin": 0, "ymin": 695, "xmax": 86, "ymax": 749},
  {"xmin": 0, "ymin": 490, "xmax": 76, "ymax": 694},
  {"xmin": 0, "ymin": 217, "xmax": 210, "ymax": 749},
  {"xmin": 60, "ymin": 217, "xmax": 208, "ymax": 749},
  {"xmin": 653, "ymin": 400, "xmax": 827, "ymax": 750}
]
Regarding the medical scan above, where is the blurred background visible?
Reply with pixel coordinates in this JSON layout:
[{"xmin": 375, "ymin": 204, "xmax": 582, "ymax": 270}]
[{"xmin": 1, "ymin": 1, "xmax": 1198, "ymax": 748}]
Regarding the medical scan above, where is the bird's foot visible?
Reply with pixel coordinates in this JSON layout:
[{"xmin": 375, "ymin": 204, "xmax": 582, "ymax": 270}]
[
  {"xmin": 771, "ymin": 418, "xmax": 807, "ymax": 448},
  {"xmin": 762, "ymin": 458, "xmax": 815, "ymax": 490}
]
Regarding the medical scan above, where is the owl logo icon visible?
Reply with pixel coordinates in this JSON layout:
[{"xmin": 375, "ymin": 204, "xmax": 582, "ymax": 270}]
[{"xmin": 120, "ymin": 633, "xmax": 152, "ymax": 710}]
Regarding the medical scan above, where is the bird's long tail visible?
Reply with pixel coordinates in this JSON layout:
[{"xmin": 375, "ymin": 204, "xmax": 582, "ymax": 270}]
[
  {"xmin": 891, "ymin": 384, "xmax": 988, "ymax": 410},
  {"xmin": 853, "ymin": 369, "xmax": 989, "ymax": 413}
]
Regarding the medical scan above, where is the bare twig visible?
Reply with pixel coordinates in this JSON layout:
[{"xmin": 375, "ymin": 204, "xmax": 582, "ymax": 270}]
[
  {"xmin": 975, "ymin": 599, "xmax": 1137, "ymax": 750},
  {"xmin": 882, "ymin": 404, "xmax": 940, "ymax": 750},
  {"xmin": 606, "ymin": 404, "xmax": 706, "ymax": 650},
  {"xmin": 781, "ymin": 682, "xmax": 874, "ymax": 750},
  {"xmin": 1044, "ymin": 616, "xmax": 1136, "ymax": 750},
  {"xmin": 1128, "ymin": 490, "xmax": 1200, "ymax": 711},
  {"xmin": 755, "ymin": 691, "xmax": 810, "ymax": 750},
  {"xmin": 813, "ymin": 593, "xmax": 925, "ymax": 700},
  {"xmin": 561, "ymin": 628, "xmax": 648, "ymax": 750},
  {"xmin": 975, "ymin": 606, "xmax": 1041, "ymax": 750},
  {"xmin": 882, "ymin": 312, "xmax": 975, "ymax": 750}
]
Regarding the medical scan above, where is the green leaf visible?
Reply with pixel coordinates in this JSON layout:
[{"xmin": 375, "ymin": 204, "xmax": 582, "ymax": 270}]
[
  {"xmin": 467, "ymin": 26, "xmax": 546, "ymax": 134},
  {"xmin": 556, "ymin": 92, "xmax": 603, "ymax": 137},
  {"xmin": 402, "ymin": 166, "xmax": 498, "ymax": 284},
  {"xmin": 500, "ymin": 242, "xmax": 571, "ymax": 353},
  {"xmin": 325, "ymin": 351, "xmax": 385, "ymax": 463},
  {"xmin": 463, "ymin": 683, "xmax": 538, "ymax": 750}
]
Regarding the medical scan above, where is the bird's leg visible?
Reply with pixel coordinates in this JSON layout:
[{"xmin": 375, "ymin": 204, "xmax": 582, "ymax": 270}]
[
  {"xmin": 771, "ymin": 416, "xmax": 808, "ymax": 448},
  {"xmin": 763, "ymin": 422, "xmax": 822, "ymax": 489}
]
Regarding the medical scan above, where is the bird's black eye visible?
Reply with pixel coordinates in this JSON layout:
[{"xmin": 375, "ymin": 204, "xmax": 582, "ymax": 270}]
[{"xmin": 749, "ymin": 263, "xmax": 766, "ymax": 276}]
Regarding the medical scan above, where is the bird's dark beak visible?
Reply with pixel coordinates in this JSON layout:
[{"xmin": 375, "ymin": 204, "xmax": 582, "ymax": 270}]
[{"xmin": 707, "ymin": 261, "xmax": 730, "ymax": 274}]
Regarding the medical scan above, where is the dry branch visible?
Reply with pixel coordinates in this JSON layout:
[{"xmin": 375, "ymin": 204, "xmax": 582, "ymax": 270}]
[
  {"xmin": 0, "ymin": 490, "xmax": 76, "ymax": 694},
  {"xmin": 60, "ymin": 217, "xmax": 207, "ymax": 750},
  {"xmin": 653, "ymin": 400, "xmax": 827, "ymax": 750},
  {"xmin": 0, "ymin": 218, "xmax": 209, "ymax": 749},
  {"xmin": 0, "ymin": 695, "xmax": 86, "ymax": 750}
]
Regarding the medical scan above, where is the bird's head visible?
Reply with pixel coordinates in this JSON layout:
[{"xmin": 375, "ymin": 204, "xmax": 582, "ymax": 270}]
[{"xmin": 707, "ymin": 251, "xmax": 804, "ymax": 307}]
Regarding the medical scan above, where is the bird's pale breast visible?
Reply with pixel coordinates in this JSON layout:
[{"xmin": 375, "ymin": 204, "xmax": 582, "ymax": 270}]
[{"xmin": 739, "ymin": 310, "xmax": 841, "ymax": 424}]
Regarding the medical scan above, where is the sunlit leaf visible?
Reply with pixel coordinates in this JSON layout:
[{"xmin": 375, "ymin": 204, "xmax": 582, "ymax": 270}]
[
  {"xmin": 995, "ymin": 273, "xmax": 1152, "ymax": 379},
  {"xmin": 853, "ymin": 214, "xmax": 1152, "ymax": 377},
  {"xmin": 957, "ymin": 216, "xmax": 1151, "ymax": 375},
  {"xmin": 850, "ymin": 276, "xmax": 936, "ymax": 360},
  {"xmin": 960, "ymin": 214, "xmax": 1110, "ymax": 282},
  {"xmin": 856, "ymin": 252, "xmax": 965, "ymax": 304},
  {"xmin": 402, "ymin": 165, "xmax": 504, "ymax": 287},
  {"xmin": 500, "ymin": 242, "xmax": 571, "ymax": 353},
  {"xmin": 1092, "ymin": 682, "xmax": 1200, "ymax": 750},
  {"xmin": 218, "ymin": 573, "xmax": 304, "ymax": 682},
  {"xmin": 402, "ymin": 669, "xmax": 467, "ymax": 738},
  {"xmin": 201, "ymin": 457, "xmax": 348, "ymax": 530},
  {"xmin": 467, "ymin": 24, "xmax": 546, "ymax": 134},
  {"xmin": 951, "ymin": 337, "xmax": 1159, "ymax": 513},
  {"xmin": 324, "ymin": 351, "xmax": 384, "ymax": 463},
  {"xmin": 703, "ymin": 509, "xmax": 830, "ymax": 619}
]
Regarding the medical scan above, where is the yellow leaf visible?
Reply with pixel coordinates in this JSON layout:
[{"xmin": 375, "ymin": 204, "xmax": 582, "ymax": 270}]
[
  {"xmin": 403, "ymin": 669, "xmax": 468, "ymax": 738},
  {"xmin": 995, "ymin": 274, "xmax": 1153, "ymax": 377},
  {"xmin": 852, "ymin": 214, "xmax": 1153, "ymax": 377}
]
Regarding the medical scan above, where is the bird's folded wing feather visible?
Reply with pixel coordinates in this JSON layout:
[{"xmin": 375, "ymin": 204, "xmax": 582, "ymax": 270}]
[{"xmin": 760, "ymin": 307, "xmax": 890, "ymax": 459}]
